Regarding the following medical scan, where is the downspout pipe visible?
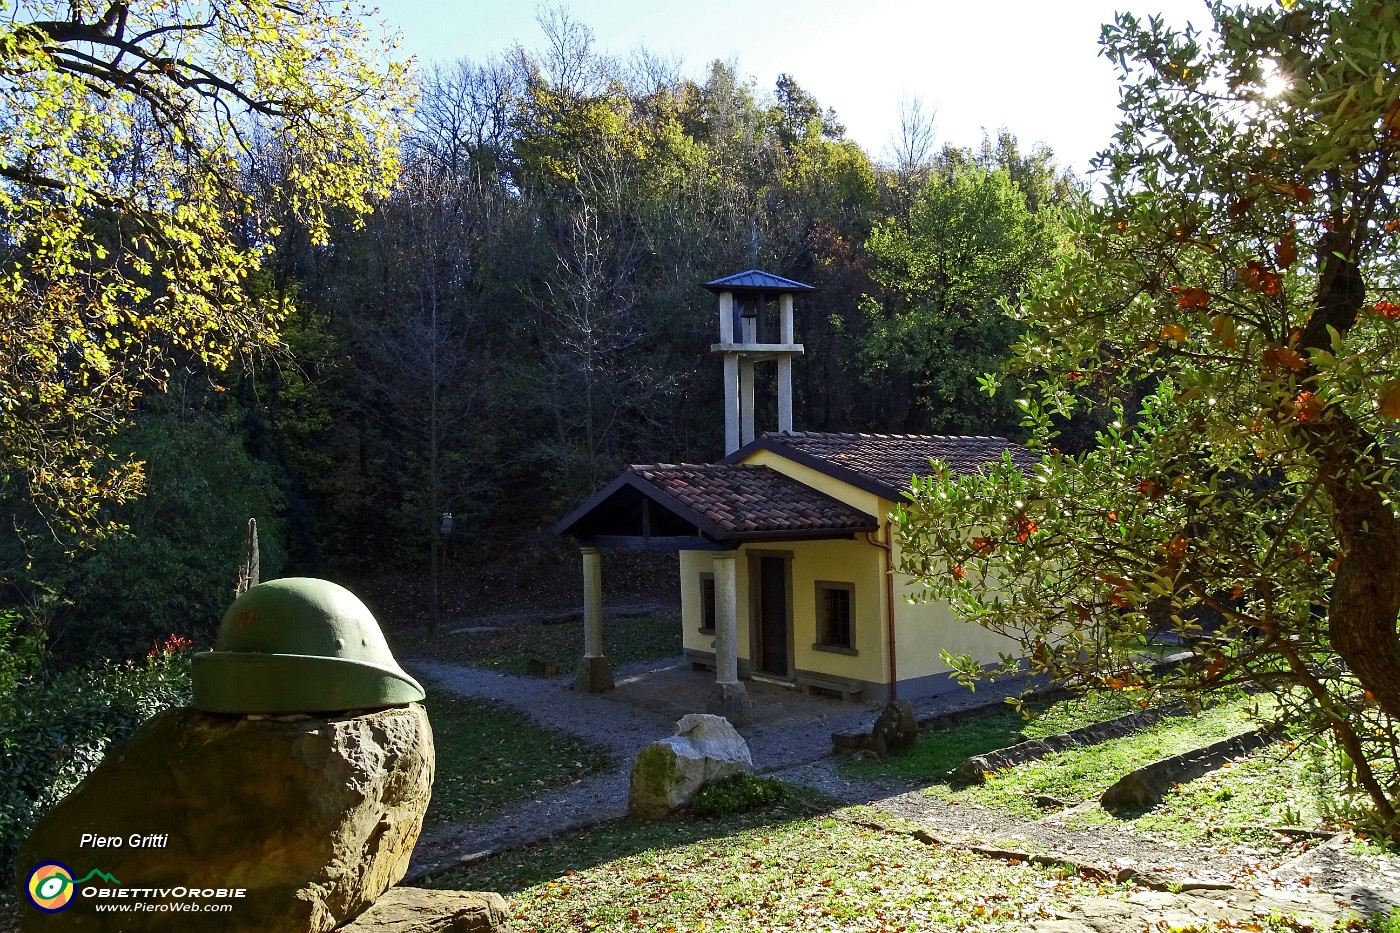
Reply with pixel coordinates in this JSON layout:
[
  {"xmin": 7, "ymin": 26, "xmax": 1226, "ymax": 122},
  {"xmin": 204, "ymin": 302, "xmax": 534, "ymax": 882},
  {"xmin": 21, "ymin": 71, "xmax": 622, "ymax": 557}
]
[{"xmin": 864, "ymin": 524, "xmax": 897, "ymax": 700}]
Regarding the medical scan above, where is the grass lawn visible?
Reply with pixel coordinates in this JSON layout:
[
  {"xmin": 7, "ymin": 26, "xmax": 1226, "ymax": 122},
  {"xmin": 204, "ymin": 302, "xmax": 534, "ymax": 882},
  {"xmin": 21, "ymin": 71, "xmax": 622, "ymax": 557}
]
[
  {"xmin": 422, "ymin": 798, "xmax": 1128, "ymax": 932},
  {"xmin": 924, "ymin": 696, "xmax": 1273, "ymax": 819},
  {"xmin": 424, "ymin": 694, "xmax": 613, "ymax": 828},
  {"xmin": 839, "ymin": 689, "xmax": 1143, "ymax": 786},
  {"xmin": 418, "ymin": 795, "xmax": 1359, "ymax": 933},
  {"xmin": 838, "ymin": 690, "xmax": 1344, "ymax": 849},
  {"xmin": 1061, "ymin": 737, "xmax": 1335, "ymax": 848},
  {"xmin": 398, "ymin": 612, "xmax": 682, "ymax": 676}
]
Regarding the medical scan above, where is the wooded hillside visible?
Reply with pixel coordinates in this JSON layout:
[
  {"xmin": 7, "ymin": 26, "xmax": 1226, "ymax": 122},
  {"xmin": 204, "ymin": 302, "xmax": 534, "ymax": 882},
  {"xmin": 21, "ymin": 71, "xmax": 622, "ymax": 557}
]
[{"xmin": 0, "ymin": 12, "xmax": 1075, "ymax": 661}]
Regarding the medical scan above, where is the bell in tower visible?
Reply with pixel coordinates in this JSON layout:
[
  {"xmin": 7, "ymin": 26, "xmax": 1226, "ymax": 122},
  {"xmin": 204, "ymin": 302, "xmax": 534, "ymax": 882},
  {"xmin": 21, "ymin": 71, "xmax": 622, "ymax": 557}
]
[{"xmin": 702, "ymin": 270, "xmax": 812, "ymax": 454}]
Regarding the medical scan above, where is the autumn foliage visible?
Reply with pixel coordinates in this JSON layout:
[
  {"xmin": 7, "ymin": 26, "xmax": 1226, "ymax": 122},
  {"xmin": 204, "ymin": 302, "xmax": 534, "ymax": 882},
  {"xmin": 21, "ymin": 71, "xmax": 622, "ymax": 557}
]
[
  {"xmin": 897, "ymin": 0, "xmax": 1400, "ymax": 838},
  {"xmin": 0, "ymin": 0, "xmax": 412, "ymax": 542}
]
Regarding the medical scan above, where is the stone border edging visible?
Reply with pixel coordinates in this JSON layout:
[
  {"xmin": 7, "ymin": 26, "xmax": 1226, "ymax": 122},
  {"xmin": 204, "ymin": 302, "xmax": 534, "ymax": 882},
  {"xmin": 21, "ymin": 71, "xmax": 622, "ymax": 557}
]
[
  {"xmin": 838, "ymin": 810, "xmax": 1353, "ymax": 930},
  {"xmin": 838, "ymin": 812, "xmax": 1222, "ymax": 890},
  {"xmin": 1099, "ymin": 724, "xmax": 1286, "ymax": 813},
  {"xmin": 952, "ymin": 704, "xmax": 1189, "ymax": 784},
  {"xmin": 914, "ymin": 685, "xmax": 1068, "ymax": 731}
]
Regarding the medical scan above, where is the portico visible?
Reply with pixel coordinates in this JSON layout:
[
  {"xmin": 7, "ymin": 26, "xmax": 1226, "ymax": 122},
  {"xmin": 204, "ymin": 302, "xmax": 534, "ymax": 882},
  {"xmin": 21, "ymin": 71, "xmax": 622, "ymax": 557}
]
[{"xmin": 553, "ymin": 463, "xmax": 878, "ymax": 725}]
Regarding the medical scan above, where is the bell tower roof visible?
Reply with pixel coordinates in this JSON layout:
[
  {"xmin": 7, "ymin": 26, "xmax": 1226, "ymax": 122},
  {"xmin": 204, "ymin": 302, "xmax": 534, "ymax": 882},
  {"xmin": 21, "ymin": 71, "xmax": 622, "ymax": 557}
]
[{"xmin": 702, "ymin": 269, "xmax": 814, "ymax": 294}]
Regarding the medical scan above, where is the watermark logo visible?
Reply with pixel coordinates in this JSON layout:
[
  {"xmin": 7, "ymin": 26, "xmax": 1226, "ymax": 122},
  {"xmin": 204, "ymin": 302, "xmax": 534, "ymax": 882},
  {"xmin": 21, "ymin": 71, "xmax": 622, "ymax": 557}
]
[
  {"xmin": 26, "ymin": 863, "xmax": 75, "ymax": 912},
  {"xmin": 25, "ymin": 863, "xmax": 120, "ymax": 913}
]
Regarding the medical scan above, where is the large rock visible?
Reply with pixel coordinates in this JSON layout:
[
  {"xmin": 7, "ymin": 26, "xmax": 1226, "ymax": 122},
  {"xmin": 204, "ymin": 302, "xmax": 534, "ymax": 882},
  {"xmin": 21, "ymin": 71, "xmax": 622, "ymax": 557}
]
[
  {"xmin": 336, "ymin": 887, "xmax": 508, "ymax": 932},
  {"xmin": 20, "ymin": 704, "xmax": 433, "ymax": 932},
  {"xmin": 628, "ymin": 713, "xmax": 752, "ymax": 820},
  {"xmin": 829, "ymin": 701, "xmax": 918, "ymax": 759},
  {"xmin": 867, "ymin": 700, "xmax": 918, "ymax": 759}
]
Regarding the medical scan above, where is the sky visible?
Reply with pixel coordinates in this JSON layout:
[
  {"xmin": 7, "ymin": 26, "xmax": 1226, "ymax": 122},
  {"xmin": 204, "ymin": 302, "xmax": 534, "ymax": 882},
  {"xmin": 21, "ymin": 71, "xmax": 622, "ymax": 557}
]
[{"xmin": 370, "ymin": 0, "xmax": 1218, "ymax": 178}]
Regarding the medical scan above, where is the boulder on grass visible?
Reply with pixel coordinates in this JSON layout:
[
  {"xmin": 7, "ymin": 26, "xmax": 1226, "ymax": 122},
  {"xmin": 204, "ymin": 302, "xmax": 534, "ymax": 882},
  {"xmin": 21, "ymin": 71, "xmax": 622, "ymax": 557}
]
[
  {"xmin": 628, "ymin": 713, "xmax": 752, "ymax": 820},
  {"xmin": 336, "ymin": 887, "xmax": 509, "ymax": 932},
  {"xmin": 868, "ymin": 700, "xmax": 918, "ymax": 758},
  {"xmin": 20, "ymin": 704, "xmax": 433, "ymax": 932}
]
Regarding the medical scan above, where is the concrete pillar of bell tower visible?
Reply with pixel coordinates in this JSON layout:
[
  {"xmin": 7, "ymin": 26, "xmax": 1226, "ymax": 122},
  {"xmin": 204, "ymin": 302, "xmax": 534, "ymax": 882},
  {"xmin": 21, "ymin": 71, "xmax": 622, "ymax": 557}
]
[
  {"xmin": 724, "ymin": 355, "xmax": 741, "ymax": 454},
  {"xmin": 719, "ymin": 291, "xmax": 741, "ymax": 454},
  {"xmin": 777, "ymin": 293, "xmax": 794, "ymax": 433},
  {"xmin": 739, "ymin": 359, "xmax": 755, "ymax": 446}
]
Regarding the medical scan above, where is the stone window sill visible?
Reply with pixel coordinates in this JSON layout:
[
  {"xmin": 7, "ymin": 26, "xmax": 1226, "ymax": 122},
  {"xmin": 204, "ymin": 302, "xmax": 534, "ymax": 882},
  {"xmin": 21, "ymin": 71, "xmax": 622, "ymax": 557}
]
[
  {"xmin": 698, "ymin": 627, "xmax": 716, "ymax": 636},
  {"xmin": 812, "ymin": 642, "xmax": 857, "ymax": 656}
]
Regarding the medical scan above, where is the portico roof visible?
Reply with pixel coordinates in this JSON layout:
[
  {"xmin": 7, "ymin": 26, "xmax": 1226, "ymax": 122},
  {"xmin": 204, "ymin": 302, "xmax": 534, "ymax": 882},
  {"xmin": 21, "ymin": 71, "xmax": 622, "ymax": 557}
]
[{"xmin": 554, "ymin": 462, "xmax": 878, "ymax": 550}]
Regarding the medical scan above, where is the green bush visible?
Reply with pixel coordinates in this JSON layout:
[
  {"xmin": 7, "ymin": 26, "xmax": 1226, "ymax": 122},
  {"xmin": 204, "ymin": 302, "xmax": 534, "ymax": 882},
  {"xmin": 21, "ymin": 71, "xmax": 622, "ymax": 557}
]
[
  {"xmin": 0, "ymin": 633, "xmax": 193, "ymax": 889},
  {"xmin": 1371, "ymin": 908, "xmax": 1400, "ymax": 933},
  {"xmin": 5, "ymin": 405, "xmax": 287, "ymax": 666},
  {"xmin": 691, "ymin": 774, "xmax": 787, "ymax": 818}
]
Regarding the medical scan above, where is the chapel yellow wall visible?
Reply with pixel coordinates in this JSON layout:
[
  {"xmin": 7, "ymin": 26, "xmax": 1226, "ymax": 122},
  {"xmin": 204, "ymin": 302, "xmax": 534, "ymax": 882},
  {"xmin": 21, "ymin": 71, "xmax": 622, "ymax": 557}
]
[
  {"xmin": 761, "ymin": 536, "xmax": 888, "ymax": 685},
  {"xmin": 681, "ymin": 550, "xmax": 744, "ymax": 659},
  {"xmin": 889, "ymin": 530, "xmax": 1022, "ymax": 680},
  {"xmin": 681, "ymin": 537, "xmax": 889, "ymax": 684}
]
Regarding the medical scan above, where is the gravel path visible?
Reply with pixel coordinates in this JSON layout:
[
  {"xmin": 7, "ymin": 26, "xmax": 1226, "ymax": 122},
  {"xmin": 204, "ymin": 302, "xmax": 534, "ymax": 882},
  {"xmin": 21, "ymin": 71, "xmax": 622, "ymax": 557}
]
[
  {"xmin": 437, "ymin": 599, "xmax": 677, "ymax": 635},
  {"xmin": 404, "ymin": 655, "xmax": 1040, "ymax": 879},
  {"xmin": 405, "ymin": 658, "xmax": 676, "ymax": 879}
]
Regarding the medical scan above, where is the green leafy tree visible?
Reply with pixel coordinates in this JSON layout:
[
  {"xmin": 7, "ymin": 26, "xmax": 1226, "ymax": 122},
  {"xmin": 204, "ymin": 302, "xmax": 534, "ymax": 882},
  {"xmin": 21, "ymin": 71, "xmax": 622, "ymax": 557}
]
[
  {"xmin": 772, "ymin": 72, "xmax": 844, "ymax": 147},
  {"xmin": 0, "ymin": 0, "xmax": 411, "ymax": 541},
  {"xmin": 751, "ymin": 73, "xmax": 881, "ymax": 432},
  {"xmin": 896, "ymin": 0, "xmax": 1400, "ymax": 834},
  {"xmin": 859, "ymin": 162, "xmax": 1062, "ymax": 433},
  {"xmin": 21, "ymin": 397, "xmax": 287, "ymax": 661}
]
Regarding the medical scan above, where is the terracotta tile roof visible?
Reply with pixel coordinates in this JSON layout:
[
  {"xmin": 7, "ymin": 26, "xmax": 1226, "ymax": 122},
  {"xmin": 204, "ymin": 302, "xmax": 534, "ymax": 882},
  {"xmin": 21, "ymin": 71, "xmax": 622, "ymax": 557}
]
[
  {"xmin": 748, "ymin": 431, "xmax": 1038, "ymax": 498},
  {"xmin": 628, "ymin": 463, "xmax": 876, "ymax": 536}
]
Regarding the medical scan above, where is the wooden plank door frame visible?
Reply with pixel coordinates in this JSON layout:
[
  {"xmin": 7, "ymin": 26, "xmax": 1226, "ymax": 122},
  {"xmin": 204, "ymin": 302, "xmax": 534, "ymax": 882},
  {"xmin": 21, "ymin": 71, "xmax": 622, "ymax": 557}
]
[{"xmin": 747, "ymin": 549, "xmax": 794, "ymax": 679}]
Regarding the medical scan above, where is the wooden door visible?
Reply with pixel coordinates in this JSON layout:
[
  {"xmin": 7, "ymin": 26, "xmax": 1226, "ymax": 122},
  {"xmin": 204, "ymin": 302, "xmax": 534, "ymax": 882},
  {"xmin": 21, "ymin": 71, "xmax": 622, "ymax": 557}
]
[{"xmin": 758, "ymin": 556, "xmax": 790, "ymax": 676}]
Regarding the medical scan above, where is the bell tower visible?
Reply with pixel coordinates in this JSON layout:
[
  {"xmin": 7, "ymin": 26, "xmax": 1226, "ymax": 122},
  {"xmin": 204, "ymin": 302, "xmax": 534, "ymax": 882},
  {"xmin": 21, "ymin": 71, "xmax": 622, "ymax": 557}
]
[{"xmin": 703, "ymin": 270, "xmax": 812, "ymax": 454}]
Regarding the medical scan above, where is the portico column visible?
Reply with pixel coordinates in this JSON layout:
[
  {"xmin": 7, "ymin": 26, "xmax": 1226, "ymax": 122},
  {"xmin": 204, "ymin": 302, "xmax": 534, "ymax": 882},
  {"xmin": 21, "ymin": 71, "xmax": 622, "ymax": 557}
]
[
  {"xmin": 706, "ymin": 550, "xmax": 752, "ymax": 725},
  {"xmin": 713, "ymin": 551, "xmax": 739, "ymax": 684},
  {"xmin": 576, "ymin": 546, "xmax": 614, "ymax": 692}
]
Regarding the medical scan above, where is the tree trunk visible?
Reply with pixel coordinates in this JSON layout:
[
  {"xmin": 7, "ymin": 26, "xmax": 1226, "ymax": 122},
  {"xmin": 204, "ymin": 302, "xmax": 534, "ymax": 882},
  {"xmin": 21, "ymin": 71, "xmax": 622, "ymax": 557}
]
[
  {"xmin": 1321, "ymin": 428, "xmax": 1400, "ymax": 721},
  {"xmin": 1302, "ymin": 243, "xmax": 1400, "ymax": 723}
]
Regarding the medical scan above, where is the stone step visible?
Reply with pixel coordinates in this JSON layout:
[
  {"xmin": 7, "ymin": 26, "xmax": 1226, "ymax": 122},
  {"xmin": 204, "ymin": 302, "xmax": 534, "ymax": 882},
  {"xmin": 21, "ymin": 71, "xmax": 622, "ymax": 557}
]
[{"xmin": 336, "ymin": 888, "xmax": 508, "ymax": 932}]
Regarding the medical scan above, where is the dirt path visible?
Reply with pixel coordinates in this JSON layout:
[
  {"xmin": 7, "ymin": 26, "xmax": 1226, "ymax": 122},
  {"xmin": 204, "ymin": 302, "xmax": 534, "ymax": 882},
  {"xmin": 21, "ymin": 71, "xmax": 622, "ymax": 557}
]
[{"xmin": 775, "ymin": 756, "xmax": 1400, "ymax": 922}]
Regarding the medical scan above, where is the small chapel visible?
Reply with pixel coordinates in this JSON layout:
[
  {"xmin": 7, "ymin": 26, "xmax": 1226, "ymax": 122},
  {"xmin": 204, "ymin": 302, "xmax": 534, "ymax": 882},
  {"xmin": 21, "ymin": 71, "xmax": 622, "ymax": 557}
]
[{"xmin": 555, "ymin": 270, "xmax": 1035, "ymax": 724}]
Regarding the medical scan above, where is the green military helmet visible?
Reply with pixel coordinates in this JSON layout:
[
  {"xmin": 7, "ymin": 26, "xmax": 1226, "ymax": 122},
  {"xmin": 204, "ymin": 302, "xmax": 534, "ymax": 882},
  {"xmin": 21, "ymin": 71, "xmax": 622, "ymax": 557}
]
[{"xmin": 192, "ymin": 577, "xmax": 425, "ymax": 714}]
